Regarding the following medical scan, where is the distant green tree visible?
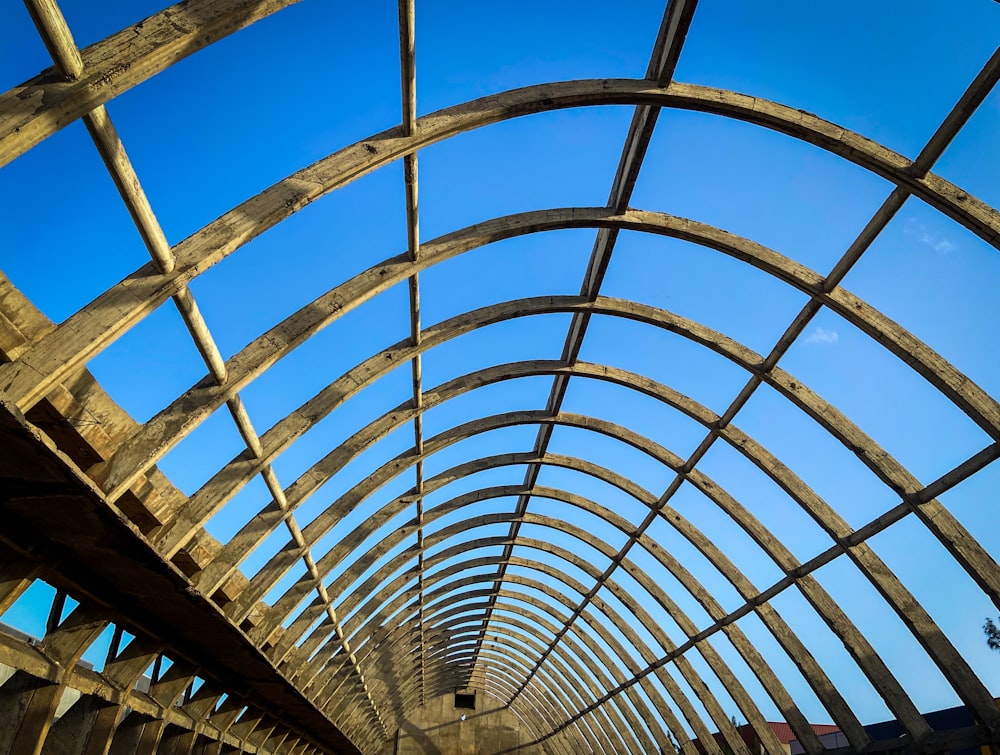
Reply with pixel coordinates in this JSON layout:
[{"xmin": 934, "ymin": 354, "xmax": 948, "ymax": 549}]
[{"xmin": 984, "ymin": 616, "xmax": 1000, "ymax": 651}]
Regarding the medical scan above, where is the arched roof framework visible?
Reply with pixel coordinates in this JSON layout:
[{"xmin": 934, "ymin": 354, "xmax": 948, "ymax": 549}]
[
  {"xmin": 331, "ymin": 513, "xmax": 799, "ymax": 752},
  {"xmin": 0, "ymin": 1, "xmax": 998, "ymax": 754},
  {"xmin": 316, "ymin": 468, "xmax": 864, "ymax": 742},
  {"xmin": 316, "ymin": 465, "xmax": 895, "ymax": 740},
  {"xmin": 298, "ymin": 450, "xmax": 866, "ymax": 743},
  {"xmin": 347, "ymin": 557, "xmax": 707, "ymax": 752}
]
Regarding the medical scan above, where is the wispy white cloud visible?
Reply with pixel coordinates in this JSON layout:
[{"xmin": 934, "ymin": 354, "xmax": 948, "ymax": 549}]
[
  {"xmin": 905, "ymin": 218, "xmax": 956, "ymax": 254},
  {"xmin": 804, "ymin": 326, "xmax": 839, "ymax": 345}
]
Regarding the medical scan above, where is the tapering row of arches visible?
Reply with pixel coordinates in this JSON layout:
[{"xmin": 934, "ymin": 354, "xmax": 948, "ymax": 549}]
[{"xmin": 1, "ymin": 1, "xmax": 998, "ymax": 753}]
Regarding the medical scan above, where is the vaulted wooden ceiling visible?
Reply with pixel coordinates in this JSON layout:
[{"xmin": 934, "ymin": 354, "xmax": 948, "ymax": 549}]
[{"xmin": 1, "ymin": 1, "xmax": 999, "ymax": 753}]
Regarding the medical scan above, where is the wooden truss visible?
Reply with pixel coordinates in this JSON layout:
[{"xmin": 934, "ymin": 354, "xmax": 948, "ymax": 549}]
[{"xmin": 0, "ymin": 0, "xmax": 998, "ymax": 753}]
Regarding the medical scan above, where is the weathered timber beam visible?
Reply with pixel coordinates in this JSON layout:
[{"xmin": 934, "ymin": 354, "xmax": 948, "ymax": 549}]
[
  {"xmin": 4, "ymin": 79, "xmax": 1000, "ymax": 415},
  {"xmin": 0, "ymin": 398, "xmax": 359, "ymax": 754}
]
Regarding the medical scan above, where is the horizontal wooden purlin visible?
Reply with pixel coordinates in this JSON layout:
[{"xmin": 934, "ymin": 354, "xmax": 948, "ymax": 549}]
[
  {"xmin": 0, "ymin": 0, "xmax": 302, "ymax": 167},
  {"xmin": 0, "ymin": 398, "xmax": 359, "ymax": 755}
]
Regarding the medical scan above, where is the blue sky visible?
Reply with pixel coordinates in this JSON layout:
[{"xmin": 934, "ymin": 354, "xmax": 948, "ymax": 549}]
[{"xmin": 1, "ymin": 0, "xmax": 999, "ymax": 740}]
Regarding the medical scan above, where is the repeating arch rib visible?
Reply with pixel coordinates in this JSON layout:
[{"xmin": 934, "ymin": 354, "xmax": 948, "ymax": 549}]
[
  {"xmin": 339, "ymin": 536, "xmax": 746, "ymax": 753},
  {"xmin": 275, "ymin": 448, "xmax": 867, "ymax": 746},
  {"xmin": 334, "ymin": 574, "xmax": 618, "ymax": 754},
  {"xmin": 2, "ymin": 7, "xmax": 999, "ymax": 754},
  {"xmin": 37, "ymin": 220, "xmax": 989, "ymax": 657},
  {"xmin": 305, "ymin": 539, "xmax": 700, "ymax": 748},
  {"xmin": 244, "ymin": 392, "xmax": 992, "ymax": 732},
  {"xmin": 291, "ymin": 463, "xmax": 803, "ymax": 739},
  {"xmin": 368, "ymin": 515, "xmax": 791, "ymax": 751},
  {"xmin": 94, "ymin": 280, "xmax": 992, "ymax": 740},
  {"xmin": 333, "ymin": 551, "xmax": 714, "ymax": 753},
  {"xmin": 3, "ymin": 74, "xmax": 1000, "ymax": 415},
  {"xmin": 71, "ymin": 209, "xmax": 997, "ymax": 611},
  {"xmin": 111, "ymin": 262, "xmax": 1000, "ymax": 744},
  {"xmin": 380, "ymin": 607, "xmax": 671, "ymax": 753},
  {"xmin": 210, "ymin": 298, "xmax": 994, "ymax": 661},
  {"xmin": 319, "ymin": 482, "xmax": 820, "ymax": 753}
]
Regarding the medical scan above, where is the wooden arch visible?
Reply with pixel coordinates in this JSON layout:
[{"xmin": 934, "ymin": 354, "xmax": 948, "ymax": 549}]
[{"xmin": 0, "ymin": 0, "xmax": 998, "ymax": 753}]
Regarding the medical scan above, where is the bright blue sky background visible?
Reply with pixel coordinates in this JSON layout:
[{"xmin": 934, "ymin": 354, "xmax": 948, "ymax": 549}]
[{"xmin": 1, "ymin": 0, "xmax": 1000, "ymax": 739}]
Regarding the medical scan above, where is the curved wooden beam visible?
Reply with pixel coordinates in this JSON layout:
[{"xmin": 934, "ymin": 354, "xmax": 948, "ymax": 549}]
[
  {"xmin": 83, "ymin": 210, "xmax": 998, "ymax": 509},
  {"xmin": 4, "ymin": 10, "xmax": 998, "ymax": 748},
  {"xmin": 437, "ymin": 616, "xmax": 672, "ymax": 752},
  {"xmin": 161, "ymin": 295, "xmax": 992, "ymax": 644},
  {"xmin": 344, "ymin": 570, "xmax": 704, "ymax": 755},
  {"xmin": 365, "ymin": 593, "xmax": 688, "ymax": 754},
  {"xmin": 59, "ymin": 223, "xmax": 987, "ymax": 631},
  {"xmin": 4, "ymin": 77, "xmax": 998, "ymax": 417},
  {"xmin": 342, "ymin": 623, "xmax": 586, "ymax": 754},
  {"xmin": 288, "ymin": 449, "xmax": 868, "ymax": 747},
  {"xmin": 455, "ymin": 638, "xmax": 637, "ymax": 754},
  {"xmin": 5, "ymin": 210, "xmax": 993, "ymax": 678},
  {"xmin": 327, "ymin": 491, "xmax": 801, "ymax": 754},
  {"xmin": 399, "ymin": 608, "xmax": 671, "ymax": 752},
  {"xmin": 253, "ymin": 398, "xmax": 990, "ymax": 736},
  {"xmin": 5, "ymin": 71, "xmax": 998, "ymax": 243},
  {"xmin": 300, "ymin": 539, "xmax": 703, "ymax": 753},
  {"xmin": 216, "ymin": 348, "xmax": 992, "ymax": 730},
  {"xmin": 354, "ymin": 551, "xmax": 728, "ymax": 753},
  {"xmin": 334, "ymin": 526, "xmax": 756, "ymax": 754},
  {"xmin": 87, "ymin": 208, "xmax": 815, "ymax": 501},
  {"xmin": 0, "ymin": 0, "xmax": 300, "ymax": 166}
]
